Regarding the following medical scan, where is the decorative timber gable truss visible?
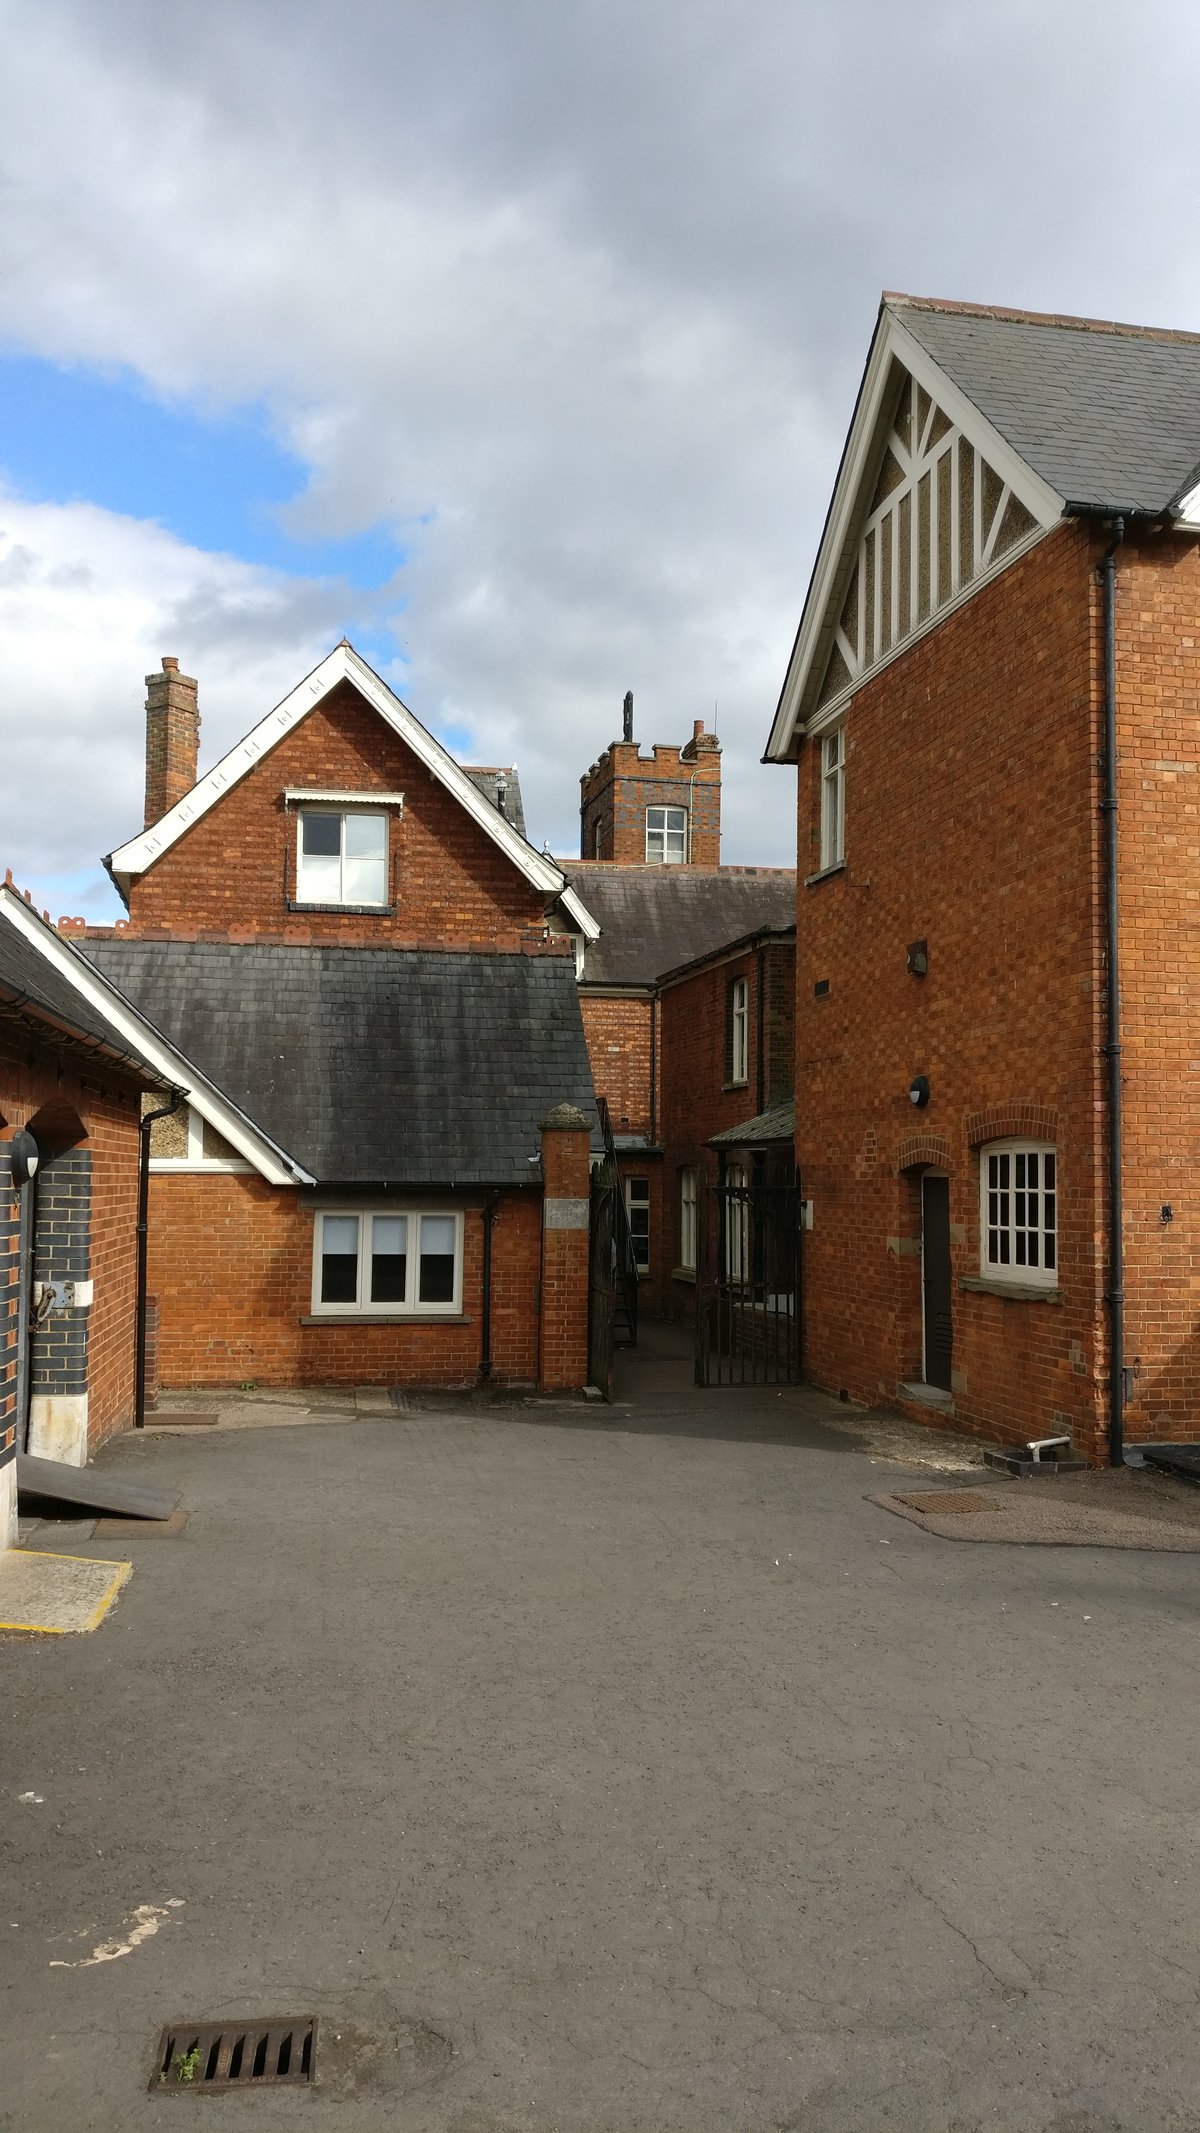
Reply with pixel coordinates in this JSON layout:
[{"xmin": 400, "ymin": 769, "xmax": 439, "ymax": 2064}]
[
  {"xmin": 106, "ymin": 641, "xmax": 599, "ymax": 941},
  {"xmin": 765, "ymin": 299, "xmax": 1063, "ymax": 760}
]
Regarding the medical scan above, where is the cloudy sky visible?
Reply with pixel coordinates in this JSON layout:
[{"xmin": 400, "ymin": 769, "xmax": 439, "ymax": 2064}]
[{"xmin": 3, "ymin": 1, "xmax": 1200, "ymax": 918}]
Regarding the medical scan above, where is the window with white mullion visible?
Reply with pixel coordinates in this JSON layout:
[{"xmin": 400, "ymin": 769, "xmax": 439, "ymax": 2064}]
[
  {"xmin": 979, "ymin": 1142, "xmax": 1057, "ymax": 1289},
  {"xmin": 313, "ymin": 1209, "xmax": 462, "ymax": 1315}
]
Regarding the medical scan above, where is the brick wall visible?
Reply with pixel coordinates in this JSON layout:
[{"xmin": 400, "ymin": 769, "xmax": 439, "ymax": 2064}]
[
  {"xmin": 0, "ymin": 1144, "xmax": 16, "ymax": 1484},
  {"xmin": 580, "ymin": 733, "xmax": 721, "ymax": 865},
  {"xmin": 117, "ymin": 680, "xmax": 554, "ymax": 945},
  {"xmin": 657, "ymin": 938, "xmax": 795, "ymax": 1314},
  {"xmin": 578, "ymin": 993, "xmax": 655, "ymax": 1137},
  {"xmin": 146, "ymin": 1172, "xmax": 545, "ymax": 1388},
  {"xmin": 792, "ymin": 521, "xmax": 1110, "ymax": 1457},
  {"xmin": 0, "ymin": 1018, "xmax": 146, "ymax": 1457}
]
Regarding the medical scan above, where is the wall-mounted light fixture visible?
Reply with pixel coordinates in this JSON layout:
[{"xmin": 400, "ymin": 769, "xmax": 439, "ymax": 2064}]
[
  {"xmin": 908, "ymin": 1075, "xmax": 930, "ymax": 1109},
  {"xmin": 906, "ymin": 940, "xmax": 928, "ymax": 977},
  {"xmin": 8, "ymin": 1128, "xmax": 40, "ymax": 1189}
]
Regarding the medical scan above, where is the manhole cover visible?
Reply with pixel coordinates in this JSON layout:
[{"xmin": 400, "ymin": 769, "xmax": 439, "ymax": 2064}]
[
  {"xmin": 895, "ymin": 1489, "xmax": 1000, "ymax": 1515},
  {"xmin": 151, "ymin": 2018, "xmax": 317, "ymax": 2092}
]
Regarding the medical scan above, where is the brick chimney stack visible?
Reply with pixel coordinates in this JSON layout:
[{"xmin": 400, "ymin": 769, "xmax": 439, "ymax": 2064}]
[{"xmin": 144, "ymin": 656, "xmax": 200, "ymax": 828}]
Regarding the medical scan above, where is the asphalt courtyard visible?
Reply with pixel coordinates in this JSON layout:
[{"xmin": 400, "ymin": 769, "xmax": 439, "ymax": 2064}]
[{"xmin": 4, "ymin": 1326, "xmax": 1200, "ymax": 2131}]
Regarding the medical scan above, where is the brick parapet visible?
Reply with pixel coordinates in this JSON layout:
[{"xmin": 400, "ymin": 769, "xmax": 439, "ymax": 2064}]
[{"xmin": 580, "ymin": 728, "xmax": 722, "ymax": 865}]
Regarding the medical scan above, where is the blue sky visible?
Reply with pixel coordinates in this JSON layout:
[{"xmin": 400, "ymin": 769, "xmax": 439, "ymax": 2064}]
[{"xmin": 0, "ymin": 350, "xmax": 404, "ymax": 595}]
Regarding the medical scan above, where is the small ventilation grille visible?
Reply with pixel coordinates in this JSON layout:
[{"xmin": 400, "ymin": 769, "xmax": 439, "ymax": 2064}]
[{"xmin": 151, "ymin": 2018, "xmax": 317, "ymax": 2092}]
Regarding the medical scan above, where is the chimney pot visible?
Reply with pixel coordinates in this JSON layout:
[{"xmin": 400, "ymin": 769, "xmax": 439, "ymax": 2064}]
[
  {"xmin": 693, "ymin": 719, "xmax": 704, "ymax": 739},
  {"xmin": 161, "ymin": 655, "xmax": 180, "ymax": 672}
]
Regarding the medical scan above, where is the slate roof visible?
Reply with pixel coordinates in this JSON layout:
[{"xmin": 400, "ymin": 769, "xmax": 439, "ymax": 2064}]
[
  {"xmin": 81, "ymin": 940, "xmax": 597, "ymax": 1187},
  {"xmin": 0, "ymin": 896, "xmax": 167, "ymax": 1083},
  {"xmin": 559, "ymin": 866, "xmax": 796, "ymax": 986},
  {"xmin": 463, "ymin": 768, "xmax": 526, "ymax": 840},
  {"xmin": 709, "ymin": 1100, "xmax": 795, "ymax": 1148},
  {"xmin": 892, "ymin": 295, "xmax": 1200, "ymax": 514}
]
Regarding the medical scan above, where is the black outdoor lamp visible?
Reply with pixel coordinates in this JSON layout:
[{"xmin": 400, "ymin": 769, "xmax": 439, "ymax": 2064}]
[
  {"xmin": 9, "ymin": 1128, "xmax": 39, "ymax": 1188},
  {"xmin": 908, "ymin": 1075, "xmax": 930, "ymax": 1110}
]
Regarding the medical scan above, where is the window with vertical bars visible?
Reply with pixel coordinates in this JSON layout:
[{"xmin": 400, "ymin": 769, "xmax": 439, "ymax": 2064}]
[{"xmin": 980, "ymin": 1143, "xmax": 1057, "ymax": 1287}]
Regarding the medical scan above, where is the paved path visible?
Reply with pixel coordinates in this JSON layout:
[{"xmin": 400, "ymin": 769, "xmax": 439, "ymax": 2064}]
[{"xmin": 4, "ymin": 1333, "xmax": 1200, "ymax": 2128}]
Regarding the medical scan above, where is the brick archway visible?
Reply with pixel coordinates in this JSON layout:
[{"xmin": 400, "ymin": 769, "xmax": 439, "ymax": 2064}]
[
  {"xmin": 964, "ymin": 1104, "xmax": 1058, "ymax": 1148},
  {"xmin": 896, "ymin": 1133, "xmax": 952, "ymax": 1174}
]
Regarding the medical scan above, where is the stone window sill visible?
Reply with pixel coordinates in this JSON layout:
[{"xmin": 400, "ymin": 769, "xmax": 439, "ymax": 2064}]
[
  {"xmin": 722, "ymin": 1080, "xmax": 750, "ymax": 1094},
  {"xmin": 299, "ymin": 1313, "xmax": 472, "ymax": 1327},
  {"xmin": 959, "ymin": 1276, "xmax": 1062, "ymax": 1305},
  {"xmin": 804, "ymin": 861, "xmax": 846, "ymax": 889},
  {"xmin": 671, "ymin": 1267, "xmax": 697, "ymax": 1284},
  {"xmin": 287, "ymin": 902, "xmax": 396, "ymax": 917}
]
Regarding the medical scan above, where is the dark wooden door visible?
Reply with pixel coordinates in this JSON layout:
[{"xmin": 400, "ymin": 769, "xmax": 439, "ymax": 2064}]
[{"xmin": 921, "ymin": 1174, "xmax": 953, "ymax": 1393}]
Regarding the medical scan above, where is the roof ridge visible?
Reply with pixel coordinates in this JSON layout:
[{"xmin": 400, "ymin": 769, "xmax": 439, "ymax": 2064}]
[{"xmin": 883, "ymin": 291, "xmax": 1200, "ymax": 349}]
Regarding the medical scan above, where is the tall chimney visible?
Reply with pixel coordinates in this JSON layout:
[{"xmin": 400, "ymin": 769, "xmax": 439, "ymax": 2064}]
[
  {"xmin": 144, "ymin": 656, "xmax": 200, "ymax": 827},
  {"xmin": 622, "ymin": 690, "xmax": 634, "ymax": 744}
]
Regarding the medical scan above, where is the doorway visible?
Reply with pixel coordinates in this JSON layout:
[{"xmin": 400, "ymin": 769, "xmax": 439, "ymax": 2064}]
[{"xmin": 921, "ymin": 1173, "xmax": 953, "ymax": 1392}]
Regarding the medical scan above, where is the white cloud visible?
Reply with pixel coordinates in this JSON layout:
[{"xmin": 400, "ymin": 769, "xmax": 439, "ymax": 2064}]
[{"xmin": 3, "ymin": 0, "xmax": 1200, "ymax": 888}]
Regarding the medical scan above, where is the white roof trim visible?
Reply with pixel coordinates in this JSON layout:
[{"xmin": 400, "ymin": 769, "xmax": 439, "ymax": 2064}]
[
  {"xmin": 283, "ymin": 788, "xmax": 406, "ymax": 807},
  {"xmin": 764, "ymin": 306, "xmax": 1065, "ymax": 761},
  {"xmin": 108, "ymin": 642, "xmax": 577, "ymax": 909},
  {"xmin": 1175, "ymin": 479, "xmax": 1200, "ymax": 529},
  {"xmin": 0, "ymin": 890, "xmax": 310, "ymax": 1187},
  {"xmin": 558, "ymin": 883, "xmax": 602, "ymax": 942}
]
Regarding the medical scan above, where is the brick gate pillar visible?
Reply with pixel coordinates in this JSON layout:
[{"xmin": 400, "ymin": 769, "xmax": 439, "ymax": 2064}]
[{"xmin": 538, "ymin": 1103, "xmax": 591, "ymax": 1393}]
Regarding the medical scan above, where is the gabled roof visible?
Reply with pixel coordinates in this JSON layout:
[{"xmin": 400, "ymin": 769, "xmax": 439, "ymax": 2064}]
[
  {"xmin": 105, "ymin": 642, "xmax": 598, "ymax": 939},
  {"xmin": 0, "ymin": 887, "xmax": 307, "ymax": 1185},
  {"xmin": 0, "ymin": 887, "xmax": 168, "ymax": 1087},
  {"xmin": 81, "ymin": 940, "xmax": 599, "ymax": 1189},
  {"xmin": 558, "ymin": 865, "xmax": 796, "ymax": 987},
  {"xmin": 765, "ymin": 294, "xmax": 1200, "ymax": 761}
]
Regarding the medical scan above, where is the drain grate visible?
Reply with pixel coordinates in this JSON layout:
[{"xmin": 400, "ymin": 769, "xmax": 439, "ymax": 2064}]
[
  {"xmin": 895, "ymin": 1489, "xmax": 1000, "ymax": 1515},
  {"xmin": 151, "ymin": 2017, "xmax": 318, "ymax": 2092}
]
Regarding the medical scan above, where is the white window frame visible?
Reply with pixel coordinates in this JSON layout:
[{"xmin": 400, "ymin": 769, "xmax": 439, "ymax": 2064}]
[
  {"xmin": 625, "ymin": 1175, "xmax": 651, "ymax": 1274},
  {"xmin": 729, "ymin": 976, "xmax": 749, "ymax": 1086},
  {"xmin": 148, "ymin": 1103, "xmax": 253, "ymax": 1175},
  {"xmin": 645, "ymin": 805, "xmax": 687, "ymax": 865},
  {"xmin": 679, "ymin": 1167, "xmax": 697, "ymax": 1273},
  {"xmin": 311, "ymin": 1207, "xmax": 464, "ymax": 1316},
  {"xmin": 724, "ymin": 1161, "xmax": 750, "ymax": 1283},
  {"xmin": 820, "ymin": 726, "xmax": 845, "ymax": 870},
  {"xmin": 979, "ymin": 1141, "xmax": 1058, "ymax": 1289},
  {"xmin": 296, "ymin": 808, "xmax": 390, "ymax": 908}
]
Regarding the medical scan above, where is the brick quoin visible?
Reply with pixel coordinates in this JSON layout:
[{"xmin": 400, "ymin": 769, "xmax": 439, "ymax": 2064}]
[{"xmin": 114, "ymin": 680, "xmax": 556, "ymax": 947}]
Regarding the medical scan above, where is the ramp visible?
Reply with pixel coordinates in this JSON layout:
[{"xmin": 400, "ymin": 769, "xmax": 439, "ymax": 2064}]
[{"xmin": 16, "ymin": 1453, "xmax": 179, "ymax": 1522}]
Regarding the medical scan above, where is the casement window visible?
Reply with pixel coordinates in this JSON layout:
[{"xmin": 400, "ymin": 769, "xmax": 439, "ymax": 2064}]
[
  {"xmin": 819, "ymin": 726, "xmax": 845, "ymax": 870},
  {"xmin": 980, "ymin": 1142, "xmax": 1057, "ymax": 1287},
  {"xmin": 646, "ymin": 805, "xmax": 687, "ymax": 865},
  {"xmin": 724, "ymin": 1162, "xmax": 750, "ymax": 1282},
  {"xmin": 728, "ymin": 976, "xmax": 749, "ymax": 1086},
  {"xmin": 679, "ymin": 1168, "xmax": 698, "ymax": 1273},
  {"xmin": 312, "ymin": 1209, "xmax": 462, "ymax": 1315},
  {"xmin": 297, "ymin": 810, "xmax": 388, "ymax": 907},
  {"xmin": 625, "ymin": 1176, "xmax": 651, "ymax": 1273}
]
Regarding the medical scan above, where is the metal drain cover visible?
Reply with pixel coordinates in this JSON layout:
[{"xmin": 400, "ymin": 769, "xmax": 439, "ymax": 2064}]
[
  {"xmin": 151, "ymin": 2017, "xmax": 317, "ymax": 2092},
  {"xmin": 895, "ymin": 1489, "xmax": 1000, "ymax": 1515}
]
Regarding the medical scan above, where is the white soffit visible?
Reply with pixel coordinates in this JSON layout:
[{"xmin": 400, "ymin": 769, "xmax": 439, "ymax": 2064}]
[
  {"xmin": 107, "ymin": 643, "xmax": 594, "ymax": 928},
  {"xmin": 0, "ymin": 890, "xmax": 309, "ymax": 1186},
  {"xmin": 763, "ymin": 307, "xmax": 1065, "ymax": 762}
]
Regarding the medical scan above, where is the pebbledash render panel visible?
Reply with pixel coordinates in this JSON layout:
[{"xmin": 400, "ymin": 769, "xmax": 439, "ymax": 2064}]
[{"xmin": 765, "ymin": 292, "xmax": 1200, "ymax": 1461}]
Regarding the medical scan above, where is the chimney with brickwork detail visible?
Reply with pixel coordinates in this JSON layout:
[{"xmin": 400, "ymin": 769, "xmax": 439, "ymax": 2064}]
[{"xmin": 144, "ymin": 657, "xmax": 200, "ymax": 828}]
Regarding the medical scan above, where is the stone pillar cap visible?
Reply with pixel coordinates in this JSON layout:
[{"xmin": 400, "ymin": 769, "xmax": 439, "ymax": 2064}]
[{"xmin": 540, "ymin": 1102, "xmax": 590, "ymax": 1132}]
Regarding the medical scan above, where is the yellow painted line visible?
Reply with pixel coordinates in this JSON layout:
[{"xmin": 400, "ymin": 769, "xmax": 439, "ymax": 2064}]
[{"xmin": 0, "ymin": 1552, "xmax": 132, "ymax": 1634}]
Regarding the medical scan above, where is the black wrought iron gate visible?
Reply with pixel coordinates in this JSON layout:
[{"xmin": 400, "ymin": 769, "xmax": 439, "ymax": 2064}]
[{"xmin": 695, "ymin": 1169, "xmax": 802, "ymax": 1387}]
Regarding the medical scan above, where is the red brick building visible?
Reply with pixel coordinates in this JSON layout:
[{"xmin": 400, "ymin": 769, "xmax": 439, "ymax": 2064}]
[
  {"xmin": 764, "ymin": 293, "xmax": 1200, "ymax": 1464},
  {"xmin": 55, "ymin": 644, "xmax": 599, "ymax": 1398},
  {"xmin": 0, "ymin": 883, "xmax": 177, "ymax": 1545}
]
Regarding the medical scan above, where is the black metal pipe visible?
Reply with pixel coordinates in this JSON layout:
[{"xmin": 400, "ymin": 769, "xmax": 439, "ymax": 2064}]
[
  {"xmin": 755, "ymin": 944, "xmax": 766, "ymax": 1115},
  {"xmin": 479, "ymin": 1195, "xmax": 499, "ymax": 1380},
  {"xmin": 135, "ymin": 1088, "xmax": 185, "ymax": 1428},
  {"xmin": 1099, "ymin": 517, "xmax": 1126, "ymax": 1466}
]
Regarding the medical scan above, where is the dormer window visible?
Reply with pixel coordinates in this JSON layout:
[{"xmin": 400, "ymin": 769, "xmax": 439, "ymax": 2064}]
[
  {"xmin": 297, "ymin": 809, "xmax": 388, "ymax": 908},
  {"xmin": 646, "ymin": 805, "xmax": 687, "ymax": 865}
]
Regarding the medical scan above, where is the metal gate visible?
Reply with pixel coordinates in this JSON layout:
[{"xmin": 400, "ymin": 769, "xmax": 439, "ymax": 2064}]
[
  {"xmin": 695, "ymin": 1168, "xmax": 802, "ymax": 1387},
  {"xmin": 587, "ymin": 1098, "xmax": 641, "ymax": 1401}
]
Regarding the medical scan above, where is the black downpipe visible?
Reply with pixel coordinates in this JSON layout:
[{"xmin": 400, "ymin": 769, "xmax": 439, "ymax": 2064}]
[
  {"xmin": 1100, "ymin": 518, "xmax": 1126, "ymax": 1466},
  {"xmin": 135, "ymin": 1089, "xmax": 185, "ymax": 1428},
  {"xmin": 755, "ymin": 944, "xmax": 767, "ymax": 1116},
  {"xmin": 479, "ymin": 1194, "xmax": 499, "ymax": 1380}
]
